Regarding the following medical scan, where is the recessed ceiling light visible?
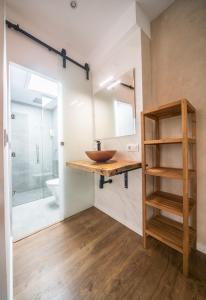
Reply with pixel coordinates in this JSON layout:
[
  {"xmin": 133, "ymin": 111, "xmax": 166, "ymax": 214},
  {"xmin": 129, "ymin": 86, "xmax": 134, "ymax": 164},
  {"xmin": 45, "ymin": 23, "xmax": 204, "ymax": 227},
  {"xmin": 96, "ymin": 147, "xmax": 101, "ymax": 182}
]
[
  {"xmin": 99, "ymin": 76, "xmax": 114, "ymax": 87},
  {"xmin": 70, "ymin": 1, "xmax": 77, "ymax": 9},
  {"xmin": 107, "ymin": 80, "xmax": 121, "ymax": 90}
]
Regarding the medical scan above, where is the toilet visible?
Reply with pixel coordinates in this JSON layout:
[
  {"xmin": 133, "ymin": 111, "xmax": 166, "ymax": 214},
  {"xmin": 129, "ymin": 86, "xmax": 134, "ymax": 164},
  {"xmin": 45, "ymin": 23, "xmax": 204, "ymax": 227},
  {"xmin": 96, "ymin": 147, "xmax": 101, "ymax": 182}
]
[{"xmin": 46, "ymin": 178, "xmax": 59, "ymax": 204}]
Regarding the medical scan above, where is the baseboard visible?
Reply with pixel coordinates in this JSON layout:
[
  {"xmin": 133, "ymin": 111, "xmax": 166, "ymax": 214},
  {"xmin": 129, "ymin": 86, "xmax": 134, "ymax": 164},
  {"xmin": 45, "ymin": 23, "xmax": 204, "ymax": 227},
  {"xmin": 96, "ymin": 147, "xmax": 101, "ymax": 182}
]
[
  {"xmin": 95, "ymin": 203, "xmax": 142, "ymax": 236},
  {"xmin": 197, "ymin": 242, "xmax": 206, "ymax": 255}
]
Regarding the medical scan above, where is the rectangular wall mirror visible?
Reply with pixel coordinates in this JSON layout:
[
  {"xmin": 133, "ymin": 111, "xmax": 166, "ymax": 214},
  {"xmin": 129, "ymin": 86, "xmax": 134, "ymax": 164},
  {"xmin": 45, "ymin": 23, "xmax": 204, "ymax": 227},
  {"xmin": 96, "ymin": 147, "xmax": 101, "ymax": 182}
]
[{"xmin": 94, "ymin": 69, "xmax": 136, "ymax": 140}]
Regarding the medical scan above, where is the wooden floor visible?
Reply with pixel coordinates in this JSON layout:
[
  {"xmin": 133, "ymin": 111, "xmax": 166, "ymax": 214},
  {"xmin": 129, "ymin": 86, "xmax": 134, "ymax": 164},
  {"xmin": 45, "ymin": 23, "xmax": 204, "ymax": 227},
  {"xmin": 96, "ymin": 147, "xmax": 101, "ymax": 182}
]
[{"xmin": 14, "ymin": 207, "xmax": 206, "ymax": 300}]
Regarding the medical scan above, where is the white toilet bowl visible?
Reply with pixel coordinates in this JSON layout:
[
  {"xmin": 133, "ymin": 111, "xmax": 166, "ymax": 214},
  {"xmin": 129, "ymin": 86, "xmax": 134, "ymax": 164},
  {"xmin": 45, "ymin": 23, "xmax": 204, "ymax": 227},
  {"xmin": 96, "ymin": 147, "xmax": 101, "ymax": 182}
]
[{"xmin": 46, "ymin": 178, "xmax": 59, "ymax": 204}]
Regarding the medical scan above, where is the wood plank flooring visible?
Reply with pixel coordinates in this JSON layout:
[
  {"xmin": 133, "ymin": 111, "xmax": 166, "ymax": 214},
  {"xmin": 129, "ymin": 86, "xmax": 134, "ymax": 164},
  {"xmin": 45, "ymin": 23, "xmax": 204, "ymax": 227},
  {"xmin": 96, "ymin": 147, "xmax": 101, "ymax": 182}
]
[{"xmin": 14, "ymin": 207, "xmax": 206, "ymax": 300}]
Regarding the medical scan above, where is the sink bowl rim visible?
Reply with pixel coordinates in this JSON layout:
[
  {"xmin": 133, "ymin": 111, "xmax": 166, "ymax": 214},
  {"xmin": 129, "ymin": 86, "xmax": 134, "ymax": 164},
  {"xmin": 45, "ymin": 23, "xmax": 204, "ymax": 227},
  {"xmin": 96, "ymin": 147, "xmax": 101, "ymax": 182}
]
[{"xmin": 85, "ymin": 150, "xmax": 116, "ymax": 154}]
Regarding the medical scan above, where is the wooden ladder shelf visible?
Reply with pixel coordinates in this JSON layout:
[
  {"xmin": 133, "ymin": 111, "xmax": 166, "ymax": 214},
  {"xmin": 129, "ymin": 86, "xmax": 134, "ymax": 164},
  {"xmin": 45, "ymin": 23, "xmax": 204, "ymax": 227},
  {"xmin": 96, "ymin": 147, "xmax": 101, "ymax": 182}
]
[{"xmin": 141, "ymin": 99, "xmax": 197, "ymax": 276}]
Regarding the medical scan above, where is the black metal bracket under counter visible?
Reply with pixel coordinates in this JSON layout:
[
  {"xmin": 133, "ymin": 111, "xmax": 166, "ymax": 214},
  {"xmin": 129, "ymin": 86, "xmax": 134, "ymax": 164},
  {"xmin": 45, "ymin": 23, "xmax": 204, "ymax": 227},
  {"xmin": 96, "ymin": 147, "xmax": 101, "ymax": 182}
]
[
  {"xmin": 99, "ymin": 166, "xmax": 140, "ymax": 189},
  {"xmin": 66, "ymin": 160, "xmax": 142, "ymax": 189}
]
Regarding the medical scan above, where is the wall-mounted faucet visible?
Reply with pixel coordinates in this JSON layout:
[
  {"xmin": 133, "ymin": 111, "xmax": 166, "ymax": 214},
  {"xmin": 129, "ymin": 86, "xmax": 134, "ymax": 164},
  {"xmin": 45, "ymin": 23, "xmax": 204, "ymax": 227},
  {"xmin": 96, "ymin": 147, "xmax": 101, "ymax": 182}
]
[{"xmin": 95, "ymin": 140, "xmax": 101, "ymax": 151}]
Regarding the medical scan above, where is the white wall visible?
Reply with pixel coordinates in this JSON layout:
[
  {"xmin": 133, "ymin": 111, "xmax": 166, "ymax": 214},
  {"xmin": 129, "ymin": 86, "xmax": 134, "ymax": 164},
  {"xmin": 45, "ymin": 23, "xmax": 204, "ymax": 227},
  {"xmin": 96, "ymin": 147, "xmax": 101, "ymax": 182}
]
[
  {"xmin": 6, "ymin": 8, "xmax": 94, "ymax": 219},
  {"xmin": 89, "ymin": 2, "xmax": 137, "ymax": 67},
  {"xmin": 0, "ymin": 1, "xmax": 12, "ymax": 299},
  {"xmin": 90, "ymin": 2, "xmax": 150, "ymax": 68},
  {"xmin": 93, "ymin": 27, "xmax": 144, "ymax": 234}
]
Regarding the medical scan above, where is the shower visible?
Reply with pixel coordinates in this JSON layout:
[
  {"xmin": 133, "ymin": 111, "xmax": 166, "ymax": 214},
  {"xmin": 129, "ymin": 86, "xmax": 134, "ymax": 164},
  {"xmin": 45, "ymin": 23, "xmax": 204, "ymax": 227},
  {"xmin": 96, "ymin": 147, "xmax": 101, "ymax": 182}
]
[{"xmin": 10, "ymin": 63, "xmax": 63, "ymax": 240}]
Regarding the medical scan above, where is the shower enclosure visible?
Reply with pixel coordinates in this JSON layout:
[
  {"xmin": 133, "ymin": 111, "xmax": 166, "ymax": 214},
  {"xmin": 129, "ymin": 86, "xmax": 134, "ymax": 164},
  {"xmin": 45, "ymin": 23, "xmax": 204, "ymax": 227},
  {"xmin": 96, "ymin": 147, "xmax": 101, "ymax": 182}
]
[
  {"xmin": 10, "ymin": 63, "xmax": 62, "ymax": 240},
  {"xmin": 11, "ymin": 102, "xmax": 58, "ymax": 206}
]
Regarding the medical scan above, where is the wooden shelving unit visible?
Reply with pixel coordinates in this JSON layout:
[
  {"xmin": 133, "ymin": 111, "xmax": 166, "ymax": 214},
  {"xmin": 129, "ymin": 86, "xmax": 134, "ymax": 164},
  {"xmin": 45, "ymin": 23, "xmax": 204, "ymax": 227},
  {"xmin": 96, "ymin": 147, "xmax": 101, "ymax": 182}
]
[{"xmin": 141, "ymin": 99, "xmax": 197, "ymax": 276}]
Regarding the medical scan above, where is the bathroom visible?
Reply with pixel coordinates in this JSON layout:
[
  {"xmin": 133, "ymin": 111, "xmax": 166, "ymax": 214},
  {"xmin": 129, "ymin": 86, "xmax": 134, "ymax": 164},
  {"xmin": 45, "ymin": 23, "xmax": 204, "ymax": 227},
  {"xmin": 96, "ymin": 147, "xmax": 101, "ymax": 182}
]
[{"xmin": 0, "ymin": 0, "xmax": 206, "ymax": 299}]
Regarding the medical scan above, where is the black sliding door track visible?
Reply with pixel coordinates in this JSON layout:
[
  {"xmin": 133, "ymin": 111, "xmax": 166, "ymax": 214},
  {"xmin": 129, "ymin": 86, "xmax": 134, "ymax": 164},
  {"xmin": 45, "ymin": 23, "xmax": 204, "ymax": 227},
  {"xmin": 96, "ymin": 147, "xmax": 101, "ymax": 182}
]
[{"xmin": 6, "ymin": 20, "xmax": 90, "ymax": 80}]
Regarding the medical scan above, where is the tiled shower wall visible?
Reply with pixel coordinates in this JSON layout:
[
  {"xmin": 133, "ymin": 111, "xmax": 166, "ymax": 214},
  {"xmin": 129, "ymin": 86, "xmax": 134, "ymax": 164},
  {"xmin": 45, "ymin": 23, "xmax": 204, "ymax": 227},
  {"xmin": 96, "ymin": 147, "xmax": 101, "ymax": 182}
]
[{"xmin": 11, "ymin": 102, "xmax": 58, "ymax": 192}]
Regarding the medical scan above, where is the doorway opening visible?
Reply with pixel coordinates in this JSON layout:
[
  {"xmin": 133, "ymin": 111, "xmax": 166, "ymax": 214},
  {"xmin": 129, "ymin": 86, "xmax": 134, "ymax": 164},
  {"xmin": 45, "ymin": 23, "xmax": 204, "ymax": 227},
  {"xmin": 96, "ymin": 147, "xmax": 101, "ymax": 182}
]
[{"xmin": 9, "ymin": 63, "xmax": 63, "ymax": 241}]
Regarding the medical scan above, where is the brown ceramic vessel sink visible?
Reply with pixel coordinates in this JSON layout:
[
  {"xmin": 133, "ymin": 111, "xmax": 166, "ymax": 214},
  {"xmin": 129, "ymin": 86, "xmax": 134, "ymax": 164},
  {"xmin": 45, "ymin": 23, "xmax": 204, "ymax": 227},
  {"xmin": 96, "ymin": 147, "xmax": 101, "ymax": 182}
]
[{"xmin": 85, "ymin": 150, "xmax": 116, "ymax": 162}]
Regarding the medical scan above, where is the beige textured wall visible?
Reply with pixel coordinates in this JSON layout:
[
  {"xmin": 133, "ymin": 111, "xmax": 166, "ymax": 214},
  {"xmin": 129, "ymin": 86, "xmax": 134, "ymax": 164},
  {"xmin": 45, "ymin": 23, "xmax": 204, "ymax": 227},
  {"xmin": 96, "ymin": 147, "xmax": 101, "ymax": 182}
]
[
  {"xmin": 141, "ymin": 30, "xmax": 155, "ymax": 199},
  {"xmin": 141, "ymin": 30, "xmax": 154, "ymax": 111},
  {"xmin": 151, "ymin": 0, "xmax": 206, "ymax": 252}
]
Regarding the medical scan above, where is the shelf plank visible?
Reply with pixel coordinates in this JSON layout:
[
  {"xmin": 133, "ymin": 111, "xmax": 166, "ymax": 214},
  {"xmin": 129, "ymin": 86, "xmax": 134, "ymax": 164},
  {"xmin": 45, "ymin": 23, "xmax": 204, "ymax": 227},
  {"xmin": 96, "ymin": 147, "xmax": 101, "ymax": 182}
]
[
  {"xmin": 146, "ymin": 215, "xmax": 195, "ymax": 253},
  {"xmin": 144, "ymin": 137, "xmax": 196, "ymax": 145},
  {"xmin": 145, "ymin": 191, "xmax": 194, "ymax": 216},
  {"xmin": 144, "ymin": 99, "xmax": 195, "ymax": 120},
  {"xmin": 145, "ymin": 167, "xmax": 195, "ymax": 180}
]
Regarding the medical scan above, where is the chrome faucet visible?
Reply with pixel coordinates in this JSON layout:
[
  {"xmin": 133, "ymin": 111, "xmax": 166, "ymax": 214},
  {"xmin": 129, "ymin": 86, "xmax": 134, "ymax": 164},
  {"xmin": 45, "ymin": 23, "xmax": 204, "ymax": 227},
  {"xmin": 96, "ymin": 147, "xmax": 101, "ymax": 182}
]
[{"xmin": 95, "ymin": 140, "xmax": 101, "ymax": 151}]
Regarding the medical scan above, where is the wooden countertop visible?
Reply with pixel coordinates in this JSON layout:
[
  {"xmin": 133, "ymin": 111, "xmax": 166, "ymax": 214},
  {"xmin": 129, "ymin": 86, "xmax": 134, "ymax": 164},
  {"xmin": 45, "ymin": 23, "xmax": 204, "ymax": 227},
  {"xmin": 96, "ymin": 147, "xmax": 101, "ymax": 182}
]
[{"xmin": 66, "ymin": 160, "xmax": 142, "ymax": 177}]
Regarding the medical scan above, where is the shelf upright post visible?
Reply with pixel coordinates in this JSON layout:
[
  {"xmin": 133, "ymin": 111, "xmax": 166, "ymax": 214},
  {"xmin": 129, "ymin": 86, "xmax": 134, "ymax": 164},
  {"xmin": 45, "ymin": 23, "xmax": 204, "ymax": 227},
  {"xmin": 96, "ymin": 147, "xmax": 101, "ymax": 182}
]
[
  {"xmin": 154, "ymin": 117, "xmax": 161, "ymax": 216},
  {"xmin": 181, "ymin": 99, "xmax": 189, "ymax": 276},
  {"xmin": 141, "ymin": 112, "xmax": 147, "ymax": 248},
  {"xmin": 191, "ymin": 111, "xmax": 197, "ymax": 249}
]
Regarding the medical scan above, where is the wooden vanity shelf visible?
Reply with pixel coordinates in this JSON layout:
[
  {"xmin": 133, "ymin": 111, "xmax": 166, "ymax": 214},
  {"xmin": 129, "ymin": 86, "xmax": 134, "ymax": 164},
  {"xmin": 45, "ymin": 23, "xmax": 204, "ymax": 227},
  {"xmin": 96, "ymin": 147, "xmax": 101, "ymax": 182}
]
[
  {"xmin": 146, "ymin": 215, "xmax": 195, "ymax": 254},
  {"xmin": 67, "ymin": 160, "xmax": 142, "ymax": 189},
  {"xmin": 145, "ymin": 167, "xmax": 195, "ymax": 180},
  {"xmin": 144, "ymin": 137, "xmax": 196, "ymax": 145},
  {"xmin": 145, "ymin": 191, "xmax": 194, "ymax": 217},
  {"xmin": 141, "ymin": 99, "xmax": 197, "ymax": 276}
]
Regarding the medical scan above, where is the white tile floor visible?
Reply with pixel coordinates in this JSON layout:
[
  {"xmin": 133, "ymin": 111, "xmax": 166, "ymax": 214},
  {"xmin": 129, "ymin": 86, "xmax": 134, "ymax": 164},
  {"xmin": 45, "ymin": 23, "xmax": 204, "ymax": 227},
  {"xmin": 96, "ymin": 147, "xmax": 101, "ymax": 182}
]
[
  {"xmin": 12, "ymin": 196, "xmax": 62, "ymax": 241},
  {"xmin": 13, "ymin": 187, "xmax": 51, "ymax": 206}
]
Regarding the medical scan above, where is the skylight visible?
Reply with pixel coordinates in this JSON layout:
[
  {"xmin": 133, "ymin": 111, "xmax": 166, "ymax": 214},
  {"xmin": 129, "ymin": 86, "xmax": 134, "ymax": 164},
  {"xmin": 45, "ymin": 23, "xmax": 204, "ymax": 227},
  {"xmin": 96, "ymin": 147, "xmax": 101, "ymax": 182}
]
[
  {"xmin": 28, "ymin": 73, "xmax": 58, "ymax": 97},
  {"xmin": 41, "ymin": 96, "xmax": 53, "ymax": 107}
]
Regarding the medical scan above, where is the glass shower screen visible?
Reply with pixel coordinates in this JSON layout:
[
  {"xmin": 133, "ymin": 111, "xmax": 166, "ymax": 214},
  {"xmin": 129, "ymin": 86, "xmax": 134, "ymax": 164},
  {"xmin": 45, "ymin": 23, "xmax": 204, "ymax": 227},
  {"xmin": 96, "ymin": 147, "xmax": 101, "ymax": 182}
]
[{"xmin": 10, "ymin": 65, "xmax": 59, "ymax": 207}]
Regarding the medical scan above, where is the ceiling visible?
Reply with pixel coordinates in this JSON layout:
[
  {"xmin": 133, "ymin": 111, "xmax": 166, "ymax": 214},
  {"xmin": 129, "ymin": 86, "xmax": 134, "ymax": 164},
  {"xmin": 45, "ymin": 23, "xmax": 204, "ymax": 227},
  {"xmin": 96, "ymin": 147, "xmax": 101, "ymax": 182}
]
[
  {"xmin": 137, "ymin": 0, "xmax": 174, "ymax": 21},
  {"xmin": 6, "ymin": 0, "xmax": 134, "ymax": 60},
  {"xmin": 6, "ymin": 0, "xmax": 174, "ymax": 61}
]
